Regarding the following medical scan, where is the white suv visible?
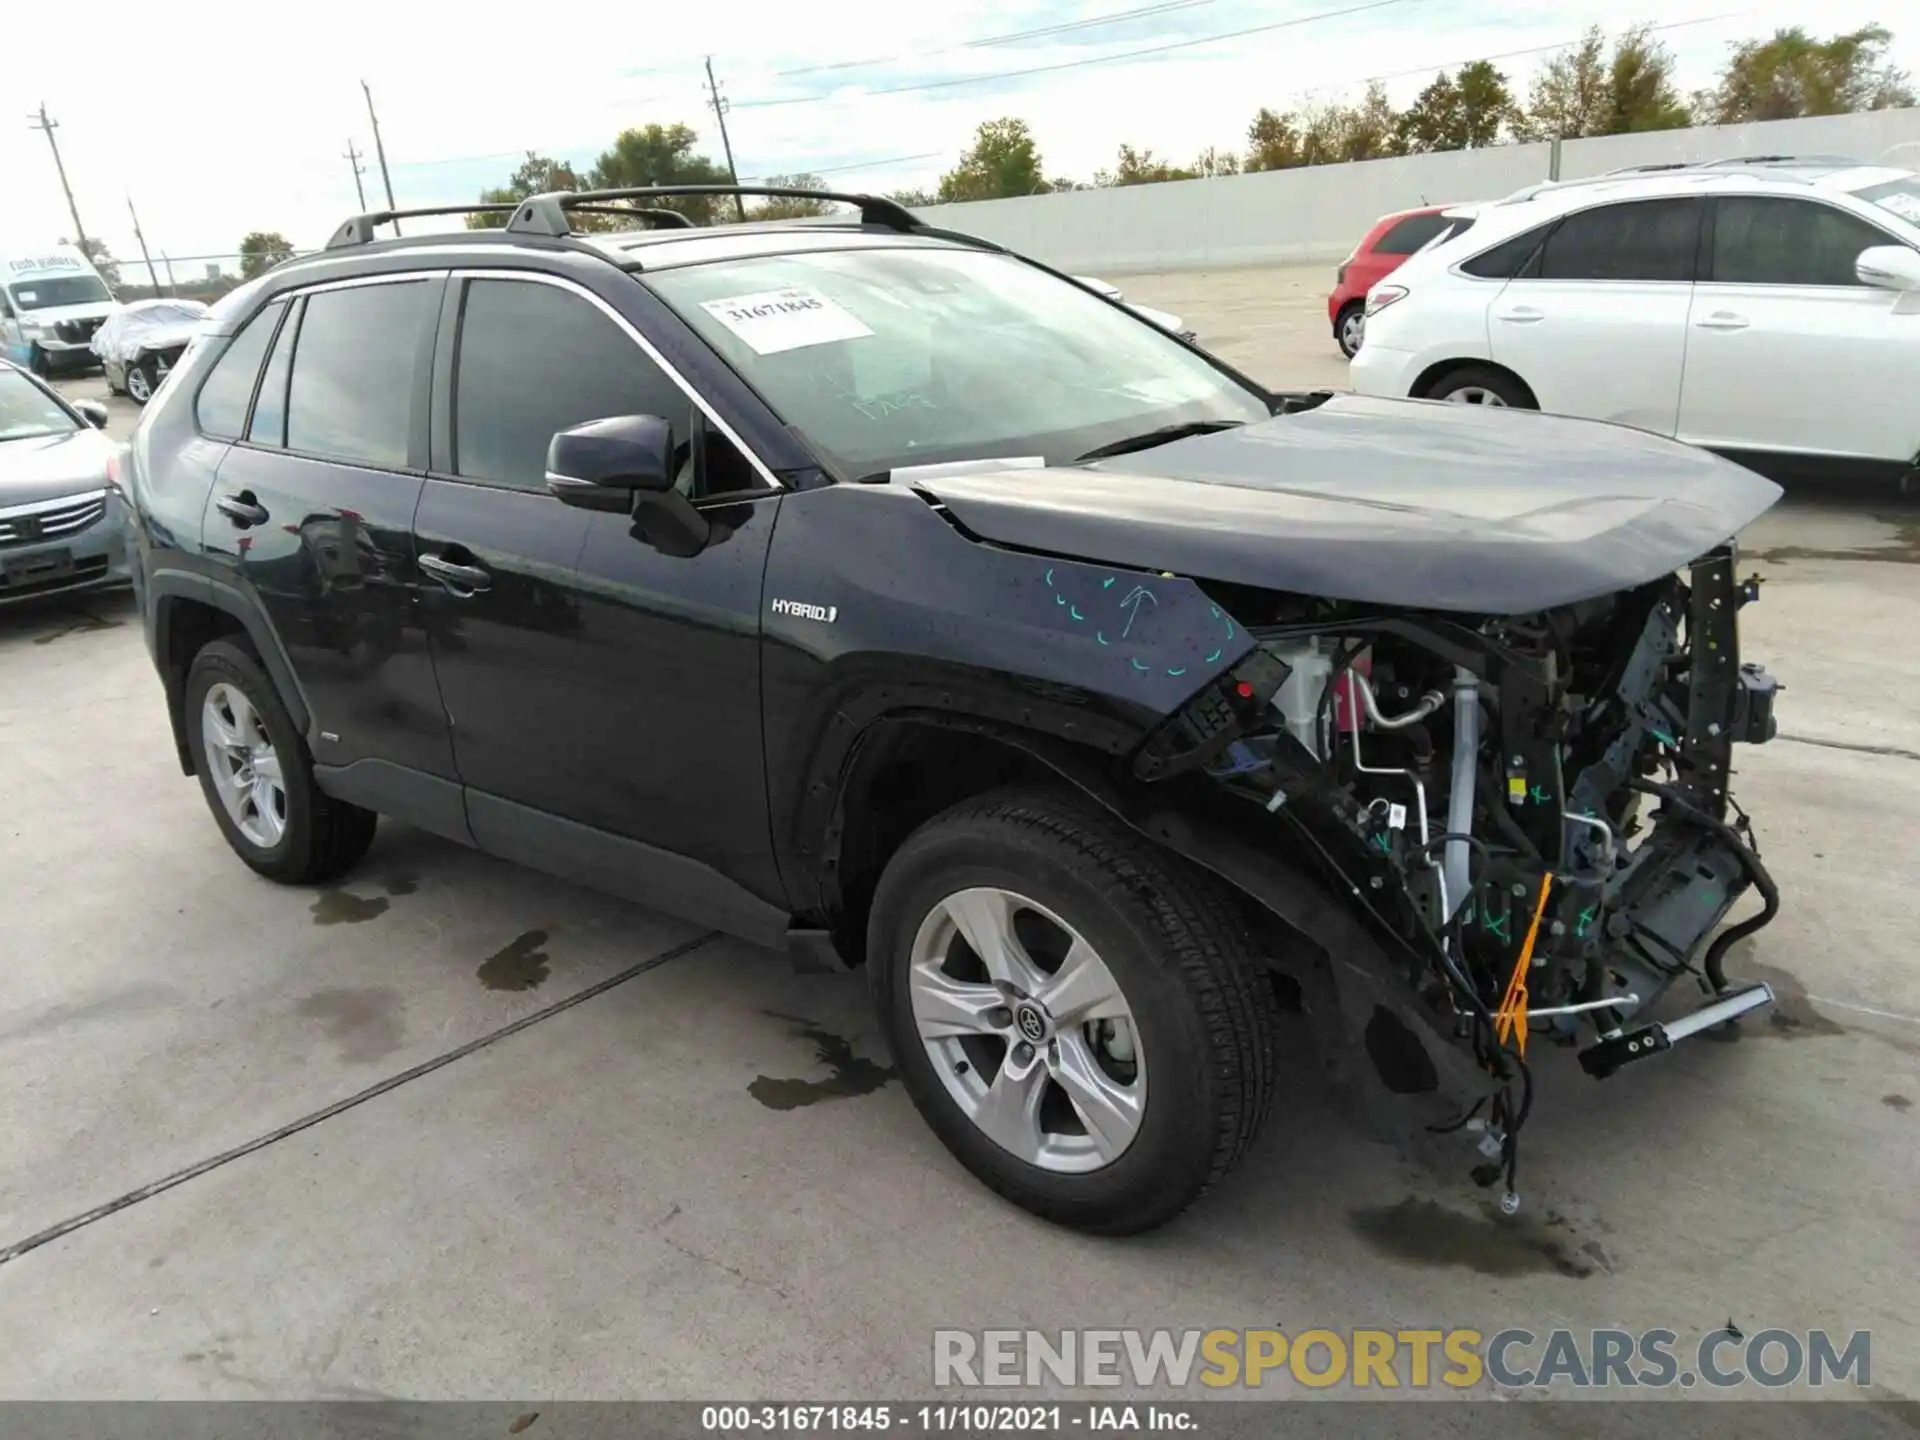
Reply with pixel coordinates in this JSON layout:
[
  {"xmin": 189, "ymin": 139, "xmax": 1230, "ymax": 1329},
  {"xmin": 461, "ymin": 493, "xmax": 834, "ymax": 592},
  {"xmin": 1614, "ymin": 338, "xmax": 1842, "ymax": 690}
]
[{"xmin": 1350, "ymin": 157, "xmax": 1920, "ymax": 484}]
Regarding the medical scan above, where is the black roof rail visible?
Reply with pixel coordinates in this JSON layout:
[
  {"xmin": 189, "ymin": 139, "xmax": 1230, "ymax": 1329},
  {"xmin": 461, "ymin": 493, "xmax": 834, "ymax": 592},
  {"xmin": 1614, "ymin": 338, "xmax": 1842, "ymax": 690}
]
[
  {"xmin": 325, "ymin": 202, "xmax": 521, "ymax": 250},
  {"xmin": 504, "ymin": 184, "xmax": 921, "ymax": 238},
  {"xmin": 1603, "ymin": 161, "xmax": 1694, "ymax": 175},
  {"xmin": 1696, "ymin": 153, "xmax": 1866, "ymax": 168}
]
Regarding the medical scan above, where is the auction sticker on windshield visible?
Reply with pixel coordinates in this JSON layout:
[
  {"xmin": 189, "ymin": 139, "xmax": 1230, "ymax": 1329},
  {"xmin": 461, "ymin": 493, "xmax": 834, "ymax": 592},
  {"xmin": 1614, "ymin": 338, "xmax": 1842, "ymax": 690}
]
[{"xmin": 701, "ymin": 287, "xmax": 874, "ymax": 355}]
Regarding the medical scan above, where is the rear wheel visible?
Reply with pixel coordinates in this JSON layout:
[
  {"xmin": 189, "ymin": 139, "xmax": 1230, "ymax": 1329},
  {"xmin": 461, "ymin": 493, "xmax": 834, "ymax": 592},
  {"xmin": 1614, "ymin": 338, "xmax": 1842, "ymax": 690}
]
[
  {"xmin": 1335, "ymin": 302, "xmax": 1366, "ymax": 358},
  {"xmin": 125, "ymin": 359, "xmax": 157, "ymax": 405},
  {"xmin": 184, "ymin": 639, "xmax": 377, "ymax": 883},
  {"xmin": 869, "ymin": 790, "xmax": 1284, "ymax": 1234},
  {"xmin": 1425, "ymin": 364, "xmax": 1535, "ymax": 409}
]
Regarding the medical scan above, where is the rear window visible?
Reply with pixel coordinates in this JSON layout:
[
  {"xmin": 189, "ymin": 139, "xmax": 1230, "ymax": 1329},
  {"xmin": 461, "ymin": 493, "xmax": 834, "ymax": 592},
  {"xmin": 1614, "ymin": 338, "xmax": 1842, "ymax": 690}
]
[
  {"xmin": 1373, "ymin": 213, "xmax": 1449, "ymax": 256},
  {"xmin": 1459, "ymin": 225, "xmax": 1550, "ymax": 279},
  {"xmin": 1419, "ymin": 216, "xmax": 1478, "ymax": 254}
]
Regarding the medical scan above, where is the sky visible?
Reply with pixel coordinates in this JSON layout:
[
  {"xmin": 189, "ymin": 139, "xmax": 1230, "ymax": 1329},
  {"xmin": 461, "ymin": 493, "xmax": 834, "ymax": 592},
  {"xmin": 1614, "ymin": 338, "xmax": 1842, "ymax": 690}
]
[{"xmin": 2, "ymin": 0, "xmax": 1915, "ymax": 269}]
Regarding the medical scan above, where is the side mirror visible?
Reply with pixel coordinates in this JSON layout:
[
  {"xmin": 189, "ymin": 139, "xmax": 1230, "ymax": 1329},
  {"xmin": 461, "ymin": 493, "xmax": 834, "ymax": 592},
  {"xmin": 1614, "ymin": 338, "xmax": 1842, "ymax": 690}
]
[
  {"xmin": 546, "ymin": 415, "xmax": 674, "ymax": 511},
  {"xmin": 1856, "ymin": 245, "xmax": 1920, "ymax": 293},
  {"xmin": 75, "ymin": 400, "xmax": 110, "ymax": 428}
]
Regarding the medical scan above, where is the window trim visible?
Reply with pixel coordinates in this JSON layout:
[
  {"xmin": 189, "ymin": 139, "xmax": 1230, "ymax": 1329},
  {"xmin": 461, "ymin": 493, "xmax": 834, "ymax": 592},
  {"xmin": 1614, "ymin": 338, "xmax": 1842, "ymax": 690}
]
[
  {"xmin": 1700, "ymin": 193, "xmax": 1912, "ymax": 289},
  {"xmin": 434, "ymin": 268, "xmax": 782, "ymax": 494}
]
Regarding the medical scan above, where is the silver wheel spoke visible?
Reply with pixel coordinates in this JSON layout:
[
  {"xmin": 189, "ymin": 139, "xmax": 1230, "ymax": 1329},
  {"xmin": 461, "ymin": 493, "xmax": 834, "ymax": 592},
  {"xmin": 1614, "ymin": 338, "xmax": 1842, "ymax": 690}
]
[
  {"xmin": 911, "ymin": 968, "xmax": 1004, "ymax": 1038},
  {"xmin": 1050, "ymin": 1031, "xmax": 1144, "ymax": 1163},
  {"xmin": 201, "ymin": 683, "xmax": 287, "ymax": 848},
  {"xmin": 941, "ymin": 889, "xmax": 1046, "ymax": 993},
  {"xmin": 969, "ymin": 1048, "xmax": 1047, "ymax": 1160},
  {"xmin": 1037, "ymin": 939, "xmax": 1128, "ymax": 1025},
  {"xmin": 251, "ymin": 749, "xmax": 284, "ymax": 785}
]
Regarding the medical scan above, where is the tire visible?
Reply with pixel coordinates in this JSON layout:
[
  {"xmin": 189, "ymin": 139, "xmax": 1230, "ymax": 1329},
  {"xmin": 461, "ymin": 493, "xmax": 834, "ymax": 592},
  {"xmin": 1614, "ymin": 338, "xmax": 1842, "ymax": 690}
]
[
  {"xmin": 104, "ymin": 364, "xmax": 125, "ymax": 397},
  {"xmin": 869, "ymin": 789, "xmax": 1284, "ymax": 1234},
  {"xmin": 1424, "ymin": 363, "xmax": 1535, "ymax": 409},
  {"xmin": 27, "ymin": 344, "xmax": 49, "ymax": 378},
  {"xmin": 183, "ymin": 638, "xmax": 377, "ymax": 884},
  {"xmin": 1335, "ymin": 302, "xmax": 1366, "ymax": 359},
  {"xmin": 125, "ymin": 359, "xmax": 157, "ymax": 406}
]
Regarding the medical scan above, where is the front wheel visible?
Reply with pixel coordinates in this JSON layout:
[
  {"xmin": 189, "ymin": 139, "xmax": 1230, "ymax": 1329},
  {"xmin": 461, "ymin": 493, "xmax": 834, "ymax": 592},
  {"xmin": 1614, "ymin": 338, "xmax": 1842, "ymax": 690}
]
[
  {"xmin": 184, "ymin": 639, "xmax": 377, "ymax": 883},
  {"xmin": 125, "ymin": 358, "xmax": 157, "ymax": 405},
  {"xmin": 1425, "ymin": 364, "xmax": 1535, "ymax": 409},
  {"xmin": 869, "ymin": 790, "xmax": 1284, "ymax": 1233},
  {"xmin": 1335, "ymin": 302, "xmax": 1365, "ymax": 358}
]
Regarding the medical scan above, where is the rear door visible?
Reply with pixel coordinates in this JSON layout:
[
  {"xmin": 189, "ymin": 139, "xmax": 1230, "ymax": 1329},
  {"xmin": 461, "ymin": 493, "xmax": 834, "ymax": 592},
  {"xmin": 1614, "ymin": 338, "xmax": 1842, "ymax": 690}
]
[
  {"xmin": 1486, "ymin": 196, "xmax": 1702, "ymax": 434},
  {"xmin": 202, "ymin": 273, "xmax": 459, "ymax": 828},
  {"xmin": 414, "ymin": 270, "xmax": 787, "ymax": 916},
  {"xmin": 1677, "ymin": 194, "xmax": 1920, "ymax": 464}
]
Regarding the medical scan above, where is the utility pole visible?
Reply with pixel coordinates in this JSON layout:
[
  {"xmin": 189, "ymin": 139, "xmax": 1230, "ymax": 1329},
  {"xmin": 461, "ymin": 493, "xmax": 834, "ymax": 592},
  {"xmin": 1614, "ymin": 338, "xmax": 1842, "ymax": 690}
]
[
  {"xmin": 704, "ymin": 57, "xmax": 748, "ymax": 222},
  {"xmin": 161, "ymin": 252, "xmax": 178, "ymax": 295},
  {"xmin": 26, "ymin": 102, "xmax": 91, "ymax": 255},
  {"xmin": 360, "ymin": 80, "xmax": 400, "ymax": 232},
  {"xmin": 344, "ymin": 139, "xmax": 368, "ymax": 211},
  {"xmin": 126, "ymin": 196, "xmax": 162, "ymax": 294}
]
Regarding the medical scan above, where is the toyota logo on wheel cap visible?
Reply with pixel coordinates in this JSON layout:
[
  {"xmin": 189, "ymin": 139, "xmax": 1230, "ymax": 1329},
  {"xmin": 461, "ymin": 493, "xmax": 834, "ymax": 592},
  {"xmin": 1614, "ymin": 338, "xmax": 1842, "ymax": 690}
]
[{"xmin": 1014, "ymin": 1002, "xmax": 1049, "ymax": 1043}]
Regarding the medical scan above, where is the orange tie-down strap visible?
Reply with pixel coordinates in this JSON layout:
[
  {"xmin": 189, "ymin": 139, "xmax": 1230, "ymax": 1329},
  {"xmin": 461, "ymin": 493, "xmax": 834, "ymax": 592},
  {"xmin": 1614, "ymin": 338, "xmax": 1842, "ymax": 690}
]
[{"xmin": 1495, "ymin": 874, "xmax": 1555, "ymax": 1057}]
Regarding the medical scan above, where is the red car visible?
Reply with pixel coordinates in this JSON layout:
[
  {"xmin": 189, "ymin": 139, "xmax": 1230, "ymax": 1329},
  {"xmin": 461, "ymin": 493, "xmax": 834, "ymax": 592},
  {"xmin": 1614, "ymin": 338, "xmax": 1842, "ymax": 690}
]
[{"xmin": 1327, "ymin": 205, "xmax": 1456, "ymax": 358}]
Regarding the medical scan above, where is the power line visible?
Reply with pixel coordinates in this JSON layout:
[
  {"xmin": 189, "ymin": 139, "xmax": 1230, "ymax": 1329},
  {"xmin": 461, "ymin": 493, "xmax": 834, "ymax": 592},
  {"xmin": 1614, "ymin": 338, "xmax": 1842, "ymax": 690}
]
[
  {"xmin": 1350, "ymin": 11, "xmax": 1744, "ymax": 92},
  {"xmin": 736, "ymin": 0, "xmax": 1424, "ymax": 108},
  {"xmin": 776, "ymin": 0, "xmax": 1219, "ymax": 78}
]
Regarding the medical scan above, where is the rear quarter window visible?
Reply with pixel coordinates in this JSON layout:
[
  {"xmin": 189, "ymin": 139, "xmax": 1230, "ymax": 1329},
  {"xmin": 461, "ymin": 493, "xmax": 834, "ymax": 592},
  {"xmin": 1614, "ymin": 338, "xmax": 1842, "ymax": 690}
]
[
  {"xmin": 194, "ymin": 300, "xmax": 286, "ymax": 440},
  {"xmin": 1459, "ymin": 225, "xmax": 1551, "ymax": 279}
]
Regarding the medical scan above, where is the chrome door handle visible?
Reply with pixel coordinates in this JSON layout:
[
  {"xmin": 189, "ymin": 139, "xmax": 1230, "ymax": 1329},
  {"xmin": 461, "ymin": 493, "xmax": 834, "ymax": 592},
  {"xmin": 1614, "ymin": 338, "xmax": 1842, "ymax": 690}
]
[
  {"xmin": 1696, "ymin": 312, "xmax": 1750, "ymax": 330},
  {"xmin": 215, "ymin": 492, "xmax": 269, "ymax": 528},
  {"xmin": 418, "ymin": 552, "xmax": 493, "ymax": 593}
]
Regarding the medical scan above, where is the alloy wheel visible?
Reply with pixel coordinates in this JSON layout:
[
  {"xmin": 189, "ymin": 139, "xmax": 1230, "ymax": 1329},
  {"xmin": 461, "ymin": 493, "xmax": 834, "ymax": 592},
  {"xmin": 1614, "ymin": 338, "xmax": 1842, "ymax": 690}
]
[
  {"xmin": 126, "ymin": 365, "xmax": 153, "ymax": 403},
  {"xmin": 1340, "ymin": 309, "xmax": 1365, "ymax": 356},
  {"xmin": 908, "ymin": 887, "xmax": 1145, "ymax": 1173},
  {"xmin": 1443, "ymin": 386, "xmax": 1507, "ymax": 406},
  {"xmin": 201, "ymin": 682, "xmax": 287, "ymax": 848}
]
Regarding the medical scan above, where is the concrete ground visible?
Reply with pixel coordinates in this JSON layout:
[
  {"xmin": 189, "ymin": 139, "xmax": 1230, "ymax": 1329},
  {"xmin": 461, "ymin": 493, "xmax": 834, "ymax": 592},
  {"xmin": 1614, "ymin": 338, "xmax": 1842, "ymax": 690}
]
[{"xmin": 3, "ymin": 265, "xmax": 1917, "ymax": 1410}]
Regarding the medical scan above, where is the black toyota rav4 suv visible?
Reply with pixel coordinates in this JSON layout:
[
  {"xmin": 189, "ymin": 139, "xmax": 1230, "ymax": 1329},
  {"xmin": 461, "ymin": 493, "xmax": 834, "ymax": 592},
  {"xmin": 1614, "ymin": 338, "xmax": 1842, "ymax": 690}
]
[{"xmin": 126, "ymin": 185, "xmax": 1785, "ymax": 1233}]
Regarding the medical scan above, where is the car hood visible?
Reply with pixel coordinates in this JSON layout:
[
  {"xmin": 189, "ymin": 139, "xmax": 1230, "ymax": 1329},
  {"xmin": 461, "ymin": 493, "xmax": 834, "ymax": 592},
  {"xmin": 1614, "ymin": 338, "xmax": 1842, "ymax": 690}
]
[
  {"xmin": 910, "ymin": 395, "xmax": 1782, "ymax": 613},
  {"xmin": 0, "ymin": 428, "xmax": 117, "ymax": 507}
]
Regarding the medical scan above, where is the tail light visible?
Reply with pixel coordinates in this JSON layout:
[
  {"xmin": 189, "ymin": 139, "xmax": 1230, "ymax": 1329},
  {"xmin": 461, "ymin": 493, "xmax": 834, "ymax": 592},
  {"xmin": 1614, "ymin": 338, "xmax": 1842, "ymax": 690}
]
[
  {"xmin": 1365, "ymin": 284, "xmax": 1408, "ymax": 317},
  {"xmin": 1335, "ymin": 263, "xmax": 1349, "ymax": 285}
]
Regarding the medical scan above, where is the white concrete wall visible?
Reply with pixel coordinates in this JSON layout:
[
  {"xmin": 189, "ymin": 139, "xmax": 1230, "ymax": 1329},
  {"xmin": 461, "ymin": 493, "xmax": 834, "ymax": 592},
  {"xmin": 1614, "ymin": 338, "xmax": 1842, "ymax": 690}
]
[{"xmin": 910, "ymin": 108, "xmax": 1920, "ymax": 275}]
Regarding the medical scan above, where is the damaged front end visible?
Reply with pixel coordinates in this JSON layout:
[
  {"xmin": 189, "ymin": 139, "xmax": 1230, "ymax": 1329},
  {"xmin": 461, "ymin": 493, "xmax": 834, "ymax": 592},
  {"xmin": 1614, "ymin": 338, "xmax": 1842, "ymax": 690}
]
[{"xmin": 1130, "ymin": 545, "xmax": 1783, "ymax": 1205}]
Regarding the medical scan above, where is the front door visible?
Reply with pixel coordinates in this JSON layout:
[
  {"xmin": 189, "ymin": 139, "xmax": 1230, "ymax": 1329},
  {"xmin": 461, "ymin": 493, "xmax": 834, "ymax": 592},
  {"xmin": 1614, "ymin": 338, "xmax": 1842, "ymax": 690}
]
[
  {"xmin": 1487, "ymin": 196, "xmax": 1702, "ymax": 435},
  {"xmin": 414, "ymin": 272, "xmax": 785, "ymax": 915},
  {"xmin": 1678, "ymin": 195, "xmax": 1920, "ymax": 465},
  {"xmin": 200, "ymin": 274, "xmax": 457, "ymax": 803}
]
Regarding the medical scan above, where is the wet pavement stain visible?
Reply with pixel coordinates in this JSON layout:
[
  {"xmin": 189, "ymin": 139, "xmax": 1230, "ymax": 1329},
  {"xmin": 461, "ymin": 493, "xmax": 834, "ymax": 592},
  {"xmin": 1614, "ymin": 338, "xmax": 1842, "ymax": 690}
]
[
  {"xmin": 478, "ymin": 930, "xmax": 551, "ymax": 992},
  {"xmin": 295, "ymin": 987, "xmax": 405, "ymax": 1064},
  {"xmin": 1884, "ymin": 1094, "xmax": 1913, "ymax": 1112},
  {"xmin": 310, "ymin": 889, "xmax": 390, "ymax": 926},
  {"xmin": 1349, "ymin": 1197, "xmax": 1596, "ymax": 1278},
  {"xmin": 381, "ymin": 875, "xmax": 419, "ymax": 897},
  {"xmin": 749, "ymin": 1012, "xmax": 895, "ymax": 1110},
  {"xmin": 31, "ymin": 611, "xmax": 120, "ymax": 645},
  {"xmin": 1750, "ymin": 515, "xmax": 1920, "ymax": 567}
]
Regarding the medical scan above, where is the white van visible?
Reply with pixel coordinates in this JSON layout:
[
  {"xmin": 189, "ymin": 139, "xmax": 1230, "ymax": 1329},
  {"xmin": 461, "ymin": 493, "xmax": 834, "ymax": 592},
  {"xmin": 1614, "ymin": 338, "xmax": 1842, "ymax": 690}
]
[{"xmin": 0, "ymin": 246, "xmax": 120, "ymax": 376}]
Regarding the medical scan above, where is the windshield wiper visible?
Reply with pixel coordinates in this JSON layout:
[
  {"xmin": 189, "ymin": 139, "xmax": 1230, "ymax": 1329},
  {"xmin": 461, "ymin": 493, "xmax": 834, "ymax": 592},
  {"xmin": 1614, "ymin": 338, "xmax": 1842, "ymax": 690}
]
[{"xmin": 1072, "ymin": 419, "xmax": 1244, "ymax": 463}]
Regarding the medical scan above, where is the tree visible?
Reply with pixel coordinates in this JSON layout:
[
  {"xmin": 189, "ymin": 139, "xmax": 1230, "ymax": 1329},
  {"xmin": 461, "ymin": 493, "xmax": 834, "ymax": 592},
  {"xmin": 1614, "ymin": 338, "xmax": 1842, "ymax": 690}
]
[
  {"xmin": 1301, "ymin": 83, "xmax": 1406, "ymax": 164},
  {"xmin": 886, "ymin": 187, "xmax": 937, "ymax": 207},
  {"xmin": 588, "ymin": 123, "xmax": 732, "ymax": 222},
  {"xmin": 1604, "ymin": 26, "xmax": 1691, "ymax": 134},
  {"xmin": 1516, "ymin": 27, "xmax": 1609, "ymax": 140},
  {"xmin": 1396, "ymin": 62, "xmax": 1513, "ymax": 153},
  {"xmin": 58, "ymin": 235, "xmax": 120, "ymax": 287},
  {"xmin": 1695, "ymin": 24, "xmax": 1915, "ymax": 124},
  {"xmin": 468, "ymin": 151, "xmax": 587, "ymax": 229},
  {"xmin": 752, "ymin": 173, "xmax": 833, "ymax": 220},
  {"xmin": 1192, "ymin": 147, "xmax": 1240, "ymax": 178},
  {"xmin": 1095, "ymin": 144, "xmax": 1200, "ymax": 187},
  {"xmin": 238, "ymin": 231, "xmax": 295, "ymax": 279},
  {"xmin": 1244, "ymin": 107, "xmax": 1304, "ymax": 171},
  {"xmin": 938, "ymin": 118, "xmax": 1050, "ymax": 202}
]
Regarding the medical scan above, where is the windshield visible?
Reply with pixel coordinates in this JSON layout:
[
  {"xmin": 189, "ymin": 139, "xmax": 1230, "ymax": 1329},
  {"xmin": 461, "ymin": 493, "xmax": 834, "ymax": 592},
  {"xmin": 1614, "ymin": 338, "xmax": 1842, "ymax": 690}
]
[
  {"xmin": 0, "ymin": 369, "xmax": 79, "ymax": 441},
  {"xmin": 646, "ymin": 247, "xmax": 1268, "ymax": 476},
  {"xmin": 8, "ymin": 275, "xmax": 112, "ymax": 312},
  {"xmin": 1852, "ymin": 177, "xmax": 1920, "ymax": 228}
]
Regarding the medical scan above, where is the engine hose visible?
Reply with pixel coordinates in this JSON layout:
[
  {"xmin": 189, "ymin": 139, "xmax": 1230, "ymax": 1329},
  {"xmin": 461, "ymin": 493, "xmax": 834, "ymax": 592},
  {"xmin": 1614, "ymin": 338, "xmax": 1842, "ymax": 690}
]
[{"xmin": 1628, "ymin": 779, "xmax": 1780, "ymax": 993}]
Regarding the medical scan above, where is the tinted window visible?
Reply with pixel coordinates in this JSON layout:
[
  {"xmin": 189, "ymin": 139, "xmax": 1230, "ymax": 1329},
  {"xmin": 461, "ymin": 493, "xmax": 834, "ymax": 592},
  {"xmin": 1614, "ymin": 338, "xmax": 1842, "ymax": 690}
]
[
  {"xmin": 452, "ymin": 279, "xmax": 688, "ymax": 490},
  {"xmin": 286, "ymin": 281, "xmax": 430, "ymax": 469},
  {"xmin": 1460, "ymin": 225, "xmax": 1550, "ymax": 279},
  {"xmin": 1711, "ymin": 197, "xmax": 1895, "ymax": 286},
  {"xmin": 194, "ymin": 300, "xmax": 284, "ymax": 439},
  {"xmin": 1535, "ymin": 199, "xmax": 1700, "ymax": 282},
  {"xmin": 247, "ymin": 298, "xmax": 298, "ymax": 447},
  {"xmin": 1374, "ymin": 213, "xmax": 1449, "ymax": 256}
]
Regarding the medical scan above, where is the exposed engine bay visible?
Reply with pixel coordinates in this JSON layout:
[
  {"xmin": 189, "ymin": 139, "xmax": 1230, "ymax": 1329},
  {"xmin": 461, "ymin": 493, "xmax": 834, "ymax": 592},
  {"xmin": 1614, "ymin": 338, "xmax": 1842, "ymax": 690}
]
[{"xmin": 1130, "ymin": 544, "xmax": 1783, "ymax": 1206}]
